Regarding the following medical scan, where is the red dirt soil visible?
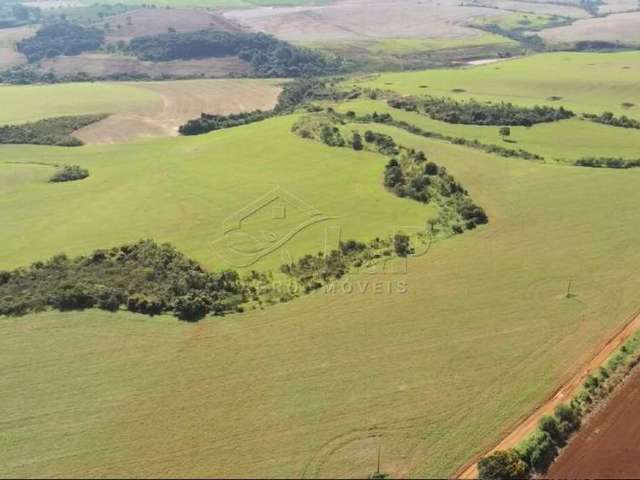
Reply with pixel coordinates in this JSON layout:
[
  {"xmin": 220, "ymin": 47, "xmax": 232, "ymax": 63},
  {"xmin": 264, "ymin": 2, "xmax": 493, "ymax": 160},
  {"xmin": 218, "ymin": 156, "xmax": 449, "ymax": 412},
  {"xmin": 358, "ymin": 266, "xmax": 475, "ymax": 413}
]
[
  {"xmin": 548, "ymin": 365, "xmax": 640, "ymax": 479},
  {"xmin": 457, "ymin": 308, "xmax": 640, "ymax": 479}
]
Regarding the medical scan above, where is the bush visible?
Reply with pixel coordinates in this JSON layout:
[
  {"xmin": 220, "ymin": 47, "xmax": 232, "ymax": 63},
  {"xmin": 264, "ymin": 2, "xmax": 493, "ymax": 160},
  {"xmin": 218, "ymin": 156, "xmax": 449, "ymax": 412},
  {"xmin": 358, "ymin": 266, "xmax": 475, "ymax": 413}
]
[
  {"xmin": 393, "ymin": 234, "xmax": 412, "ymax": 257},
  {"xmin": 49, "ymin": 165, "xmax": 89, "ymax": 183},
  {"xmin": 478, "ymin": 450, "xmax": 529, "ymax": 480},
  {"xmin": 516, "ymin": 430, "xmax": 556, "ymax": 474}
]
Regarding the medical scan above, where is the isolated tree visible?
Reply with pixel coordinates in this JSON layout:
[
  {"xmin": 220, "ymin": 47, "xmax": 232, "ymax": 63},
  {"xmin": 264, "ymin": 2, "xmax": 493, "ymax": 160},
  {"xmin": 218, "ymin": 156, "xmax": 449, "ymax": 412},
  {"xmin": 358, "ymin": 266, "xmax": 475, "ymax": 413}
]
[
  {"xmin": 499, "ymin": 126, "xmax": 511, "ymax": 139},
  {"xmin": 352, "ymin": 132, "xmax": 364, "ymax": 151},
  {"xmin": 393, "ymin": 234, "xmax": 412, "ymax": 257},
  {"xmin": 478, "ymin": 450, "xmax": 529, "ymax": 480}
]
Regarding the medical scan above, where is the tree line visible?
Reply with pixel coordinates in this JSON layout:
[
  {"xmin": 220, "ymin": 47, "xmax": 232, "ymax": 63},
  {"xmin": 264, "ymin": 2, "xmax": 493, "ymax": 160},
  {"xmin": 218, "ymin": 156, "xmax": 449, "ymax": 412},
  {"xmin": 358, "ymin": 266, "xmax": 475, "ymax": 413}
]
[
  {"xmin": 583, "ymin": 111, "xmax": 640, "ymax": 129},
  {"xmin": 479, "ymin": 333, "xmax": 640, "ymax": 479},
  {"xmin": 0, "ymin": 114, "xmax": 107, "ymax": 146},
  {"xmin": 388, "ymin": 95, "xmax": 574, "ymax": 126}
]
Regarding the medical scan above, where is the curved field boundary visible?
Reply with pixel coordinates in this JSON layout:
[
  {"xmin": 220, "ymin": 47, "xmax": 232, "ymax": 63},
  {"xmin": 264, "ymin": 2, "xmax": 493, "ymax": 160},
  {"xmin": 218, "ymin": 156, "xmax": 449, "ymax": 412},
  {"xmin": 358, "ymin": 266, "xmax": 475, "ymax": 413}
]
[{"xmin": 455, "ymin": 307, "xmax": 640, "ymax": 479}]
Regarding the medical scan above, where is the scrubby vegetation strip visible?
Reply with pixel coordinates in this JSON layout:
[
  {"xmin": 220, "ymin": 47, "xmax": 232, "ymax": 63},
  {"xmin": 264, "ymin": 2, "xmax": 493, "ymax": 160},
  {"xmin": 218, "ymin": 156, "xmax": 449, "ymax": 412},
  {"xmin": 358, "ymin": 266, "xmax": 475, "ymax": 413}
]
[
  {"xmin": 388, "ymin": 95, "xmax": 574, "ymax": 126},
  {"xmin": 0, "ymin": 114, "xmax": 107, "ymax": 146},
  {"xmin": 478, "ymin": 329, "xmax": 640, "ymax": 479},
  {"xmin": 574, "ymin": 157, "xmax": 640, "ymax": 169},
  {"xmin": 583, "ymin": 111, "xmax": 640, "ymax": 130},
  {"xmin": 292, "ymin": 111, "xmax": 489, "ymax": 234}
]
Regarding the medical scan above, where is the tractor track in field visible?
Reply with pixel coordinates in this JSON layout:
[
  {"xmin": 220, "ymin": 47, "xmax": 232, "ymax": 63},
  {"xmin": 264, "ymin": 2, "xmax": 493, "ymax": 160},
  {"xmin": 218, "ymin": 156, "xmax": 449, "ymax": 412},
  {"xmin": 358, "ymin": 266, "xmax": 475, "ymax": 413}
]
[{"xmin": 455, "ymin": 306, "xmax": 640, "ymax": 479}]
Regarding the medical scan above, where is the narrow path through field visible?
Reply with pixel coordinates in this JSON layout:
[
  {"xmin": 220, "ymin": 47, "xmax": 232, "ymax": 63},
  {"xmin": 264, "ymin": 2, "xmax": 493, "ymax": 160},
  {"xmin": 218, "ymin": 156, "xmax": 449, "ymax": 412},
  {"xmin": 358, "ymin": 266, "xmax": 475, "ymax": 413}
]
[{"xmin": 456, "ymin": 307, "xmax": 640, "ymax": 479}]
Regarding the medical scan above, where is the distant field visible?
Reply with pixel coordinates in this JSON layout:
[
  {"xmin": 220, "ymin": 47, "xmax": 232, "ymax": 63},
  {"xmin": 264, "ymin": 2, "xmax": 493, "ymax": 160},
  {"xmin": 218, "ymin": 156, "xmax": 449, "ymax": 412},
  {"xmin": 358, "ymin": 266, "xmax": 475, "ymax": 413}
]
[
  {"xmin": 77, "ymin": 0, "xmax": 330, "ymax": 7},
  {"xmin": 0, "ymin": 25, "xmax": 34, "ymax": 68},
  {"xmin": 540, "ymin": 11, "xmax": 640, "ymax": 45},
  {"xmin": 3, "ymin": 119, "xmax": 640, "ymax": 477},
  {"xmin": 0, "ymin": 79, "xmax": 282, "ymax": 142},
  {"xmin": 350, "ymin": 52, "xmax": 640, "ymax": 118},
  {"xmin": 333, "ymin": 98, "xmax": 640, "ymax": 161},
  {"xmin": 0, "ymin": 83, "xmax": 160, "ymax": 125}
]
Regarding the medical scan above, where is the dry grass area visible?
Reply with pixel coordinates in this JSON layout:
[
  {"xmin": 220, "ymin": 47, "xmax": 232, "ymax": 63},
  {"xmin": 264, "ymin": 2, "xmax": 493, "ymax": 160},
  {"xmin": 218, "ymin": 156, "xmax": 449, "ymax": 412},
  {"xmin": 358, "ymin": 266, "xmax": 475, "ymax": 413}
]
[
  {"xmin": 104, "ymin": 8, "xmax": 243, "ymax": 43},
  {"xmin": 224, "ymin": 0, "xmax": 504, "ymax": 42},
  {"xmin": 74, "ymin": 78, "xmax": 283, "ymax": 143},
  {"xmin": 39, "ymin": 52, "xmax": 251, "ymax": 78},
  {"xmin": 598, "ymin": 0, "xmax": 640, "ymax": 14},
  {"xmin": 0, "ymin": 25, "xmax": 35, "ymax": 68},
  {"xmin": 473, "ymin": 0, "xmax": 590, "ymax": 18},
  {"xmin": 540, "ymin": 11, "xmax": 640, "ymax": 44}
]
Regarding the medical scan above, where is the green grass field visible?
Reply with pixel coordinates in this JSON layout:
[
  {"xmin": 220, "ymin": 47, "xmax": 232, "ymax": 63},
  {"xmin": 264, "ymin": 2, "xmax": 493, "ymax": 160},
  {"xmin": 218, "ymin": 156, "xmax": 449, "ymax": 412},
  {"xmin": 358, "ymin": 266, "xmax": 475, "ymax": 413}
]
[
  {"xmin": 3, "ymin": 122, "xmax": 640, "ymax": 477},
  {"xmin": 333, "ymin": 98, "xmax": 640, "ymax": 161},
  {"xmin": 0, "ymin": 82, "xmax": 161, "ymax": 125},
  {"xmin": 0, "ymin": 115, "xmax": 431, "ymax": 272},
  {"xmin": 350, "ymin": 52, "xmax": 640, "ymax": 118},
  {"xmin": 4, "ymin": 52, "xmax": 640, "ymax": 478}
]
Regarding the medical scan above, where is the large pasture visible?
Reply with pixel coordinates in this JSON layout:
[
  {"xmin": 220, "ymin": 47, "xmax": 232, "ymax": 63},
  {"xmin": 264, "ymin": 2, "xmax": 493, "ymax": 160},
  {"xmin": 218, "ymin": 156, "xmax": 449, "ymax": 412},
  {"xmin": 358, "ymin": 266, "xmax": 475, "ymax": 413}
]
[
  {"xmin": 4, "ymin": 51, "xmax": 640, "ymax": 478},
  {"xmin": 352, "ymin": 52, "xmax": 640, "ymax": 118},
  {"xmin": 3, "ymin": 120, "xmax": 640, "ymax": 477}
]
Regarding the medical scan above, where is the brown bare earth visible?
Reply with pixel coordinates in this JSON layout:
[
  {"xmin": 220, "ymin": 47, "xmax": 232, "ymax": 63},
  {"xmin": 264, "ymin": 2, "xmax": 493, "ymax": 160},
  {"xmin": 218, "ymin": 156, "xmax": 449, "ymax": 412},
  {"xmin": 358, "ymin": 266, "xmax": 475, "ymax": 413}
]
[
  {"xmin": 73, "ymin": 79, "xmax": 283, "ymax": 143},
  {"xmin": 540, "ymin": 11, "xmax": 640, "ymax": 45},
  {"xmin": 457, "ymin": 309, "xmax": 640, "ymax": 479},
  {"xmin": 224, "ymin": 0, "xmax": 504, "ymax": 42},
  {"xmin": 104, "ymin": 8, "xmax": 243, "ymax": 43},
  {"xmin": 39, "ymin": 53, "xmax": 251, "ymax": 78},
  {"xmin": 0, "ymin": 25, "xmax": 35, "ymax": 68},
  {"xmin": 548, "ymin": 365, "xmax": 640, "ymax": 479}
]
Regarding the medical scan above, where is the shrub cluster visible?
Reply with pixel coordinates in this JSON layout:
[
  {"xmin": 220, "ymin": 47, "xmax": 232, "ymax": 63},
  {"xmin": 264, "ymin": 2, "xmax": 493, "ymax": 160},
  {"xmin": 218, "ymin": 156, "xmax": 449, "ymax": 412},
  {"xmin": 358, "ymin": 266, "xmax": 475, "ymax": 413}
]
[
  {"xmin": 574, "ymin": 157, "xmax": 640, "ymax": 169},
  {"xmin": 179, "ymin": 110, "xmax": 272, "ymax": 136},
  {"xmin": 583, "ymin": 111, "xmax": 640, "ymax": 129},
  {"xmin": 388, "ymin": 96, "xmax": 574, "ymax": 126},
  {"xmin": 17, "ymin": 21, "xmax": 104, "ymax": 62},
  {"xmin": 49, "ymin": 165, "xmax": 89, "ymax": 183},
  {"xmin": 0, "ymin": 240, "xmax": 245, "ymax": 321},
  {"xmin": 0, "ymin": 114, "xmax": 107, "ymax": 146},
  {"xmin": 128, "ymin": 30, "xmax": 341, "ymax": 77}
]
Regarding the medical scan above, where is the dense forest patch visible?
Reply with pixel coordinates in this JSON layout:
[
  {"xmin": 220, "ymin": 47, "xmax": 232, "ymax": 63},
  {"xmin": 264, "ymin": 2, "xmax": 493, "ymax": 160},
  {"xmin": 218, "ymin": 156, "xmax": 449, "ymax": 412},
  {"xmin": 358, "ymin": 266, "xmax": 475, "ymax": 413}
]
[
  {"xmin": 388, "ymin": 95, "xmax": 575, "ymax": 126},
  {"xmin": 128, "ymin": 30, "xmax": 342, "ymax": 77},
  {"xmin": 17, "ymin": 22, "xmax": 104, "ymax": 62},
  {"xmin": 0, "ymin": 114, "xmax": 107, "ymax": 146},
  {"xmin": 0, "ymin": 240, "xmax": 246, "ymax": 321}
]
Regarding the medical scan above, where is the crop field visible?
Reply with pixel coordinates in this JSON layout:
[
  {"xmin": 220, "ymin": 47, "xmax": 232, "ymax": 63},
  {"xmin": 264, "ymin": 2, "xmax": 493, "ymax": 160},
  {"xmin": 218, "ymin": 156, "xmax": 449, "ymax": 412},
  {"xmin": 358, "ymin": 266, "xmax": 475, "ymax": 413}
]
[
  {"xmin": 350, "ymin": 52, "xmax": 640, "ymax": 118},
  {"xmin": 0, "ymin": 82, "xmax": 161, "ymax": 125},
  {"xmin": 0, "ymin": 25, "xmax": 34, "ymax": 68},
  {"xmin": 4, "ymin": 112, "xmax": 640, "ymax": 476},
  {"xmin": 223, "ymin": 0, "xmax": 504, "ymax": 42},
  {"xmin": 102, "ymin": 8, "xmax": 243, "ymax": 43},
  {"xmin": 333, "ymin": 98, "xmax": 640, "ymax": 161},
  {"xmin": 540, "ymin": 11, "xmax": 640, "ymax": 45},
  {"xmin": 0, "ymin": 79, "xmax": 282, "ymax": 142}
]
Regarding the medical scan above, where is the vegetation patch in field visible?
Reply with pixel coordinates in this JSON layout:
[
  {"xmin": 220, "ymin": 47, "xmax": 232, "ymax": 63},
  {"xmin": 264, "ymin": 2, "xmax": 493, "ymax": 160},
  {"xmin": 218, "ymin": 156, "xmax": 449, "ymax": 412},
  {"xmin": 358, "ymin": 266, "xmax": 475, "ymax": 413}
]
[
  {"xmin": 388, "ymin": 95, "xmax": 575, "ymax": 126},
  {"xmin": 49, "ymin": 164, "xmax": 89, "ymax": 182},
  {"xmin": 128, "ymin": 29, "xmax": 342, "ymax": 77},
  {"xmin": 583, "ymin": 111, "xmax": 640, "ymax": 129},
  {"xmin": 17, "ymin": 21, "xmax": 104, "ymax": 62},
  {"xmin": 0, "ymin": 114, "xmax": 107, "ymax": 146},
  {"xmin": 574, "ymin": 157, "xmax": 640, "ymax": 169}
]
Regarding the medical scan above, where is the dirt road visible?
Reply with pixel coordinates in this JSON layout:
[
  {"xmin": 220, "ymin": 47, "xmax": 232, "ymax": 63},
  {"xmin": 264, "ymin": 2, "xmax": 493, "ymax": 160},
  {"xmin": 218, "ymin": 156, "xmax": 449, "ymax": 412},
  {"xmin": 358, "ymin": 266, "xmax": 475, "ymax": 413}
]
[{"xmin": 456, "ymin": 308, "xmax": 640, "ymax": 479}]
